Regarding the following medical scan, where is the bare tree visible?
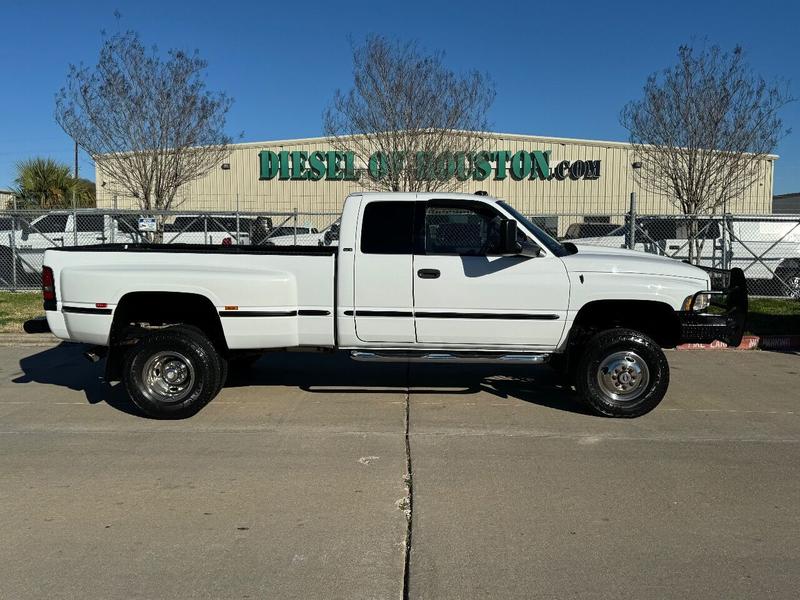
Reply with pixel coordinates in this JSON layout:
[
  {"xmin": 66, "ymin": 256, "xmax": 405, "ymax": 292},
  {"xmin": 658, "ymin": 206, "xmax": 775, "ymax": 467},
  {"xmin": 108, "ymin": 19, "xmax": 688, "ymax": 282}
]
[
  {"xmin": 621, "ymin": 43, "xmax": 793, "ymax": 261},
  {"xmin": 56, "ymin": 30, "xmax": 235, "ymax": 237},
  {"xmin": 323, "ymin": 35, "xmax": 495, "ymax": 192}
]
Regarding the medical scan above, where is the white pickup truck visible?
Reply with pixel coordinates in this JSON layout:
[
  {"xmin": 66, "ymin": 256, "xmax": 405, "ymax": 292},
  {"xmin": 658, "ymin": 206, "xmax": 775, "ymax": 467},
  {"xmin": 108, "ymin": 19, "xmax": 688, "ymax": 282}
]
[{"xmin": 35, "ymin": 192, "xmax": 747, "ymax": 419}]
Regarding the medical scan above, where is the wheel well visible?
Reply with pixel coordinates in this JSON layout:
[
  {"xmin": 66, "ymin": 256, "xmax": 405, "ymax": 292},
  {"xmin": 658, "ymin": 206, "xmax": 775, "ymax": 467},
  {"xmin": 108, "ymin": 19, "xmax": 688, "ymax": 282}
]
[
  {"xmin": 110, "ymin": 291, "xmax": 226, "ymax": 348},
  {"xmin": 570, "ymin": 300, "xmax": 681, "ymax": 349},
  {"xmin": 106, "ymin": 292, "xmax": 227, "ymax": 382}
]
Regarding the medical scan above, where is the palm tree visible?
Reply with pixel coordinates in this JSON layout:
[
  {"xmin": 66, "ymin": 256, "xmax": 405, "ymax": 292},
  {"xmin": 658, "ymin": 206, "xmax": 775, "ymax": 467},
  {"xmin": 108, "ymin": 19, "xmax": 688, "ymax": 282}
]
[
  {"xmin": 13, "ymin": 158, "xmax": 71, "ymax": 208},
  {"xmin": 12, "ymin": 157, "xmax": 95, "ymax": 208},
  {"xmin": 70, "ymin": 178, "xmax": 97, "ymax": 208}
]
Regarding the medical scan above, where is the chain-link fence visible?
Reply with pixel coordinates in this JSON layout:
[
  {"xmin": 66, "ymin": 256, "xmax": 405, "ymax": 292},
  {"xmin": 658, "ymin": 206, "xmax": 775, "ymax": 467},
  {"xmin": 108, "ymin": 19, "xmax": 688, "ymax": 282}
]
[
  {"xmin": 555, "ymin": 213, "xmax": 800, "ymax": 298},
  {"xmin": 1, "ymin": 207, "xmax": 798, "ymax": 299},
  {"xmin": 0, "ymin": 209, "xmax": 341, "ymax": 290}
]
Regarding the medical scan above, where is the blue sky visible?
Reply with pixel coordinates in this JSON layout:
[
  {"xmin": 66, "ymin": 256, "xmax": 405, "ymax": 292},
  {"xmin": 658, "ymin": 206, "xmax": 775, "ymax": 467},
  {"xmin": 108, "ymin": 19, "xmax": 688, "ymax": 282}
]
[{"xmin": 1, "ymin": 0, "xmax": 798, "ymax": 194}]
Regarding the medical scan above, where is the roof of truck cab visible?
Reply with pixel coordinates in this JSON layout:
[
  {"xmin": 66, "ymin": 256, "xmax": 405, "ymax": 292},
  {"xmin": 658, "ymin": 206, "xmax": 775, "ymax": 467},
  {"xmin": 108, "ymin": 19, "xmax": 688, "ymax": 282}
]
[{"xmin": 351, "ymin": 192, "xmax": 502, "ymax": 202}]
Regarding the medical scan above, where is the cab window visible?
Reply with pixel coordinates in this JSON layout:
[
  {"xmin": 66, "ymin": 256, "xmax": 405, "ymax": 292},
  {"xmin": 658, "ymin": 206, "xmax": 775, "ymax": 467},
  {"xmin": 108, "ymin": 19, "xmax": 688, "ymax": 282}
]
[
  {"xmin": 360, "ymin": 201, "xmax": 415, "ymax": 254},
  {"xmin": 423, "ymin": 203, "xmax": 504, "ymax": 256},
  {"xmin": 31, "ymin": 214, "xmax": 68, "ymax": 233},
  {"xmin": 77, "ymin": 215, "xmax": 105, "ymax": 232}
]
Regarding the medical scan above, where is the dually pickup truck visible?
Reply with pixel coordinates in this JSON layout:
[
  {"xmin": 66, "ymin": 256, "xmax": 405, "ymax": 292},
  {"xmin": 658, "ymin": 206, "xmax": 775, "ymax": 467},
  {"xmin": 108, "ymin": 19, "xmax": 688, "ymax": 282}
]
[{"xmin": 36, "ymin": 192, "xmax": 748, "ymax": 419}]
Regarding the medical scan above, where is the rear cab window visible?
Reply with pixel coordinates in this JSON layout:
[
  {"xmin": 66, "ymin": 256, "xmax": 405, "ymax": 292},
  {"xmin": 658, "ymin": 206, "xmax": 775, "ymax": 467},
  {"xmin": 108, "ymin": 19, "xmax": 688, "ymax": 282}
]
[{"xmin": 360, "ymin": 201, "xmax": 415, "ymax": 254}]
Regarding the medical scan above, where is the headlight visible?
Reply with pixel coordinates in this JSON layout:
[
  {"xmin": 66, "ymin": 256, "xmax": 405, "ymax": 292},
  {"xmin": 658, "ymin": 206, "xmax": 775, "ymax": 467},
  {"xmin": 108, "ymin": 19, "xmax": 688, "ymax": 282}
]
[{"xmin": 682, "ymin": 292, "xmax": 712, "ymax": 312}]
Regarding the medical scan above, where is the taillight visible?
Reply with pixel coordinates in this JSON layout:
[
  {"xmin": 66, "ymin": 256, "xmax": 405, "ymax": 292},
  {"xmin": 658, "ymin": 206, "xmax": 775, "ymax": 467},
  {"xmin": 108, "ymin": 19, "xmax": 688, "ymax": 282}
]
[
  {"xmin": 42, "ymin": 267, "xmax": 55, "ymax": 303},
  {"xmin": 222, "ymin": 237, "xmax": 232, "ymax": 246}
]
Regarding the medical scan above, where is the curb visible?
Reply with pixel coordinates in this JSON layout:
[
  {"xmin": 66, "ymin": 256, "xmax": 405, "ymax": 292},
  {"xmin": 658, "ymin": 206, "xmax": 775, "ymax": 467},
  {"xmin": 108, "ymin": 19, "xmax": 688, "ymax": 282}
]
[
  {"xmin": 0, "ymin": 333, "xmax": 62, "ymax": 347},
  {"xmin": 677, "ymin": 335, "xmax": 800, "ymax": 351},
  {"xmin": 759, "ymin": 335, "xmax": 800, "ymax": 351}
]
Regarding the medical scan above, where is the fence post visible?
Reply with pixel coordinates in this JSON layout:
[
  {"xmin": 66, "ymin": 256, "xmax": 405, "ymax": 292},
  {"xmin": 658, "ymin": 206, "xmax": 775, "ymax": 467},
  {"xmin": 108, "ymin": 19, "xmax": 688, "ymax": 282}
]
[
  {"xmin": 72, "ymin": 195, "xmax": 78, "ymax": 247},
  {"xmin": 110, "ymin": 195, "xmax": 117, "ymax": 244},
  {"xmin": 628, "ymin": 191, "xmax": 637, "ymax": 249},
  {"xmin": 235, "ymin": 193, "xmax": 240, "ymax": 243},
  {"xmin": 722, "ymin": 213, "xmax": 732, "ymax": 271},
  {"xmin": 293, "ymin": 208, "xmax": 298, "ymax": 245},
  {"xmin": 10, "ymin": 195, "xmax": 17, "ymax": 291}
]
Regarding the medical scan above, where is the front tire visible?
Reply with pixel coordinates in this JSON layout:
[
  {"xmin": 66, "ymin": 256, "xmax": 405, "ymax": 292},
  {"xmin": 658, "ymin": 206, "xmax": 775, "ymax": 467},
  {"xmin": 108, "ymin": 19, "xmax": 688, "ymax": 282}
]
[
  {"xmin": 575, "ymin": 328, "xmax": 669, "ymax": 418},
  {"xmin": 123, "ymin": 326, "xmax": 222, "ymax": 418}
]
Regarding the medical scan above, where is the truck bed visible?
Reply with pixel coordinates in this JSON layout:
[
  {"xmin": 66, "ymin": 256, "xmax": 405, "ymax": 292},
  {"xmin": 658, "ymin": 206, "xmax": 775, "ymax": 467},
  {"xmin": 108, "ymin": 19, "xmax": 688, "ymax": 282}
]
[{"xmin": 44, "ymin": 244, "xmax": 338, "ymax": 349}]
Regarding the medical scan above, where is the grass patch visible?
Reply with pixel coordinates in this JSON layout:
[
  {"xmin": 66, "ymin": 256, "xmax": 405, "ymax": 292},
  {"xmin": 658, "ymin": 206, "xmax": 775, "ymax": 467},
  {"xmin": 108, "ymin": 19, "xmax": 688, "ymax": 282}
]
[
  {"xmin": 0, "ymin": 291, "xmax": 43, "ymax": 333},
  {"xmin": 746, "ymin": 297, "xmax": 800, "ymax": 336}
]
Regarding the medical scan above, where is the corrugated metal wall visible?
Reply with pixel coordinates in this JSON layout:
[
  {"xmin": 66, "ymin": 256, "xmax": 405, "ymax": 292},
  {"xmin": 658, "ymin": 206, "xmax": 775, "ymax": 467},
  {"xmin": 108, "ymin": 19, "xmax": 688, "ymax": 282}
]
[{"xmin": 95, "ymin": 132, "xmax": 775, "ymax": 216}]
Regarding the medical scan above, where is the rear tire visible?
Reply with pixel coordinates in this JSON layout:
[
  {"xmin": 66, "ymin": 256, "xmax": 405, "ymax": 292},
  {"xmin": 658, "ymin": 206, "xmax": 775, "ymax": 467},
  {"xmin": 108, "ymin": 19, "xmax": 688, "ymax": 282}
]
[
  {"xmin": 123, "ymin": 326, "xmax": 222, "ymax": 418},
  {"xmin": 575, "ymin": 328, "xmax": 669, "ymax": 418}
]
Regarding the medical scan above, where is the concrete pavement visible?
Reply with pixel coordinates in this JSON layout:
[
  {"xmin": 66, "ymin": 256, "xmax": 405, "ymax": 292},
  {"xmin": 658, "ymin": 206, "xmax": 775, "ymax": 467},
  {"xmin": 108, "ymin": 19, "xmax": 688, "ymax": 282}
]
[
  {"xmin": 407, "ymin": 352, "xmax": 800, "ymax": 599},
  {"xmin": 1, "ymin": 344, "xmax": 798, "ymax": 598},
  {"xmin": 0, "ymin": 346, "xmax": 409, "ymax": 599}
]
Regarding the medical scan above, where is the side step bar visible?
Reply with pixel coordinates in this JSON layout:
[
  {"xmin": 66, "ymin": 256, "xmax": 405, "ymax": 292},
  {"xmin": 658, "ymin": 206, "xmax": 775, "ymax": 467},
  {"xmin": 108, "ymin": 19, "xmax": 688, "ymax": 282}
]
[{"xmin": 350, "ymin": 351, "xmax": 549, "ymax": 364}]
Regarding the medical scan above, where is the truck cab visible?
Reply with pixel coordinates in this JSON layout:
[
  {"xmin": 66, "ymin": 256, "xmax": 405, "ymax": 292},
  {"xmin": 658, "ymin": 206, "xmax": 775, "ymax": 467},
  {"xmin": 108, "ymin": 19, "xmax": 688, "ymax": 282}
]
[{"xmin": 337, "ymin": 193, "xmax": 570, "ymax": 349}]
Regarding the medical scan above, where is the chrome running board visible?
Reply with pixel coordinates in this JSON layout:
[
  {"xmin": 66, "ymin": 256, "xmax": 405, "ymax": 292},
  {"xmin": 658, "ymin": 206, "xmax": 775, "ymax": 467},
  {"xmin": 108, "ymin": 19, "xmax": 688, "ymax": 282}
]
[{"xmin": 350, "ymin": 351, "xmax": 549, "ymax": 364}]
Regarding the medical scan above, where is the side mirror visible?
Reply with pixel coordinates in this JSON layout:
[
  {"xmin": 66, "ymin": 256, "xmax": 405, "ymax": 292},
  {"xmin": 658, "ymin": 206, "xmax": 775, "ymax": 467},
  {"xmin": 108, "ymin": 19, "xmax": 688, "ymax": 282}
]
[
  {"xmin": 499, "ymin": 219, "xmax": 523, "ymax": 255},
  {"xmin": 20, "ymin": 223, "xmax": 29, "ymax": 241}
]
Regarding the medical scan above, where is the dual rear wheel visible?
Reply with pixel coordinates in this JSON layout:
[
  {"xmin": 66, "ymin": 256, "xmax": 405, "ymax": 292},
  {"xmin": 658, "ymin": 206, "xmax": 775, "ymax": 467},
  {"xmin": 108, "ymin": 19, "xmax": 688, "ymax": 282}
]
[
  {"xmin": 122, "ymin": 326, "xmax": 264, "ymax": 418},
  {"xmin": 123, "ymin": 326, "xmax": 223, "ymax": 419}
]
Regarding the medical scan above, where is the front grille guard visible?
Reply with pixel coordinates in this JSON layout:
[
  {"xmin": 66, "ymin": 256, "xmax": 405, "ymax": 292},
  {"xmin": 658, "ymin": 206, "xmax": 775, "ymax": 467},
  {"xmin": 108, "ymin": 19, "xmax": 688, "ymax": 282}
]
[{"xmin": 680, "ymin": 267, "xmax": 748, "ymax": 346}]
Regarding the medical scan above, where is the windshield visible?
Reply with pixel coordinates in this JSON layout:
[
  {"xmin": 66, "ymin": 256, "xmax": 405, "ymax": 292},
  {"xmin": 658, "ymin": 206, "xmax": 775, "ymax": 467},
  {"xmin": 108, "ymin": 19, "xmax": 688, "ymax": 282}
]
[{"xmin": 497, "ymin": 201, "xmax": 569, "ymax": 257}]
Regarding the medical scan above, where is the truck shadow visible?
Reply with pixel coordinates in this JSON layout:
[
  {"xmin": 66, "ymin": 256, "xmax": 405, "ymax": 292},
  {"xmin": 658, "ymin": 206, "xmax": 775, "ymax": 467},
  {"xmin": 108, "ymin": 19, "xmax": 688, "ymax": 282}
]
[
  {"xmin": 226, "ymin": 352, "xmax": 589, "ymax": 415},
  {"xmin": 12, "ymin": 345, "xmax": 588, "ymax": 417},
  {"xmin": 12, "ymin": 343, "xmax": 145, "ymax": 417}
]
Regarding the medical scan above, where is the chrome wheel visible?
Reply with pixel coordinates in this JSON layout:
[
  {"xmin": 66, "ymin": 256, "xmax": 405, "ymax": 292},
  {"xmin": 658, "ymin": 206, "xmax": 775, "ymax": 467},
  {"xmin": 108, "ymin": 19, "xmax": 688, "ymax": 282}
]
[
  {"xmin": 141, "ymin": 351, "xmax": 196, "ymax": 403},
  {"xmin": 597, "ymin": 351, "xmax": 650, "ymax": 404}
]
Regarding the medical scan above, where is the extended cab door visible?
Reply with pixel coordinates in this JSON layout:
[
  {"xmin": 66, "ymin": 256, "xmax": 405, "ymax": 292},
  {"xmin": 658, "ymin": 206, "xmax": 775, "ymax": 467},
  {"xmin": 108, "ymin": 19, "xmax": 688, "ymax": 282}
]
[
  {"xmin": 352, "ymin": 199, "xmax": 416, "ymax": 343},
  {"xmin": 413, "ymin": 200, "xmax": 570, "ymax": 348}
]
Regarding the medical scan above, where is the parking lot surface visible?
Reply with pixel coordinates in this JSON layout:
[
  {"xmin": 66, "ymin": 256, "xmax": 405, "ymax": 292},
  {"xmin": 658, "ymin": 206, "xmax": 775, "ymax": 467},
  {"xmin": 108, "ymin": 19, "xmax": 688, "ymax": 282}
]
[{"xmin": 1, "ymin": 344, "xmax": 798, "ymax": 599}]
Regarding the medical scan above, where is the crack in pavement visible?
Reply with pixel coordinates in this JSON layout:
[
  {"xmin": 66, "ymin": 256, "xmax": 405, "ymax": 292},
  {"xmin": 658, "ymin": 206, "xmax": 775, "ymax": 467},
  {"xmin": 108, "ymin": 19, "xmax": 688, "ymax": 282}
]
[{"xmin": 401, "ymin": 362, "xmax": 414, "ymax": 600}]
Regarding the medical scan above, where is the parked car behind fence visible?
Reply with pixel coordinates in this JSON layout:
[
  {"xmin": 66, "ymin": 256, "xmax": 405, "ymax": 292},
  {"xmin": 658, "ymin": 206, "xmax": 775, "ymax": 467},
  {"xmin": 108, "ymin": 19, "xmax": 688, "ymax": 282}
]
[{"xmin": 563, "ymin": 214, "xmax": 800, "ymax": 298}]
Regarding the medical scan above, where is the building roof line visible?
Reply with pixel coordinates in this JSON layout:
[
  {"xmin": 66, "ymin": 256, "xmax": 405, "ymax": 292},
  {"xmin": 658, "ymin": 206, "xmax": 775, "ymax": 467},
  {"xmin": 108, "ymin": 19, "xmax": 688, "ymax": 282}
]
[{"xmin": 220, "ymin": 130, "xmax": 779, "ymax": 159}]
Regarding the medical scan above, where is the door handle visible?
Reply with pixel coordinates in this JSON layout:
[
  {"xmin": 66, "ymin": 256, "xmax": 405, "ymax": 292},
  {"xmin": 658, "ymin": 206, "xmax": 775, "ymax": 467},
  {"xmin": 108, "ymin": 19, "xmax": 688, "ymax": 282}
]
[{"xmin": 417, "ymin": 269, "xmax": 440, "ymax": 279}]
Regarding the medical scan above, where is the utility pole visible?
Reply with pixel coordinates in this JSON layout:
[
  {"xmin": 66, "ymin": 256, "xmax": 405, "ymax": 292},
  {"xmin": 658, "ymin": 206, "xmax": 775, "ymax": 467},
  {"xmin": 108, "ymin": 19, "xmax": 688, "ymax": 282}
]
[
  {"xmin": 72, "ymin": 141, "xmax": 78, "ymax": 245},
  {"xmin": 628, "ymin": 161, "xmax": 642, "ymax": 250},
  {"xmin": 72, "ymin": 140, "xmax": 79, "ymax": 204}
]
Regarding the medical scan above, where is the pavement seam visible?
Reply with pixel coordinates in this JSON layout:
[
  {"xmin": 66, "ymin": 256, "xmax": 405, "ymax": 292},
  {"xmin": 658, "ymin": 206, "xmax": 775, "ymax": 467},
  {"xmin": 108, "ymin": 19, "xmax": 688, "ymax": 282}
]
[{"xmin": 401, "ymin": 362, "xmax": 413, "ymax": 600}]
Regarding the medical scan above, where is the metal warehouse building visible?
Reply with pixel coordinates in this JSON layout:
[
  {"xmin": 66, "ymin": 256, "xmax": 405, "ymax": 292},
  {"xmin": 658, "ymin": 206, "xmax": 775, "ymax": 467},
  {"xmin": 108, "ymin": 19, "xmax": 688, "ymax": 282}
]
[{"xmin": 96, "ymin": 131, "xmax": 776, "ymax": 230}]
